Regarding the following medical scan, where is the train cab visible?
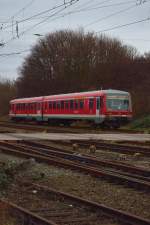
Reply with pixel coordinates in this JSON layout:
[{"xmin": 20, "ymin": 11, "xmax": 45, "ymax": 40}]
[{"xmin": 103, "ymin": 90, "xmax": 132, "ymax": 127}]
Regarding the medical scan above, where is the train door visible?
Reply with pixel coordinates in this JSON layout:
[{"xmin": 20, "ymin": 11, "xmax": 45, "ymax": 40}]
[{"xmin": 96, "ymin": 97, "xmax": 100, "ymax": 117}]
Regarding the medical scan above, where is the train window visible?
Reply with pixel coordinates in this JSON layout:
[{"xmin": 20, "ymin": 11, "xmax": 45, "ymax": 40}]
[
  {"xmin": 37, "ymin": 103, "xmax": 40, "ymax": 110},
  {"xmin": 44, "ymin": 102, "xmax": 47, "ymax": 110},
  {"xmin": 61, "ymin": 101, "xmax": 64, "ymax": 109},
  {"xmin": 74, "ymin": 100, "xmax": 78, "ymax": 110},
  {"xmin": 53, "ymin": 102, "xmax": 56, "ymax": 109},
  {"xmin": 31, "ymin": 103, "xmax": 33, "ymax": 110},
  {"xmin": 100, "ymin": 97, "xmax": 103, "ymax": 108},
  {"xmin": 57, "ymin": 101, "xmax": 61, "ymax": 109},
  {"xmin": 17, "ymin": 104, "xmax": 20, "ymax": 110},
  {"xmin": 32, "ymin": 103, "xmax": 34, "ymax": 110},
  {"xmin": 96, "ymin": 97, "xmax": 100, "ymax": 110},
  {"xmin": 49, "ymin": 102, "xmax": 52, "ymax": 109},
  {"xmin": 25, "ymin": 103, "xmax": 28, "ymax": 111},
  {"xmin": 65, "ymin": 101, "xmax": 69, "ymax": 109},
  {"xmin": 79, "ymin": 100, "xmax": 84, "ymax": 109},
  {"xmin": 70, "ymin": 100, "xmax": 74, "ymax": 110},
  {"xmin": 89, "ymin": 98, "xmax": 94, "ymax": 109}
]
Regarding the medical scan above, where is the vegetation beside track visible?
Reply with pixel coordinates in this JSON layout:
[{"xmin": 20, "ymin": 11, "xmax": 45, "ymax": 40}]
[
  {"xmin": 0, "ymin": 203, "xmax": 18, "ymax": 225},
  {"xmin": 124, "ymin": 115, "xmax": 150, "ymax": 133}
]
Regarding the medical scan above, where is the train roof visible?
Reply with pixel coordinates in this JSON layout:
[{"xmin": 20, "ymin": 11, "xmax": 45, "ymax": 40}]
[
  {"xmin": 10, "ymin": 96, "xmax": 43, "ymax": 103},
  {"xmin": 10, "ymin": 89, "xmax": 129, "ymax": 103}
]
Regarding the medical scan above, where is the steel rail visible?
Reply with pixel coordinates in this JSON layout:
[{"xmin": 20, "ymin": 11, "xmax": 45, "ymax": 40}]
[
  {"xmin": 0, "ymin": 120, "xmax": 143, "ymax": 134},
  {"xmin": 0, "ymin": 199, "xmax": 58, "ymax": 225},
  {"xmin": 72, "ymin": 140, "xmax": 150, "ymax": 156},
  {"xmin": 2, "ymin": 140, "xmax": 150, "ymax": 182},
  {"xmin": 0, "ymin": 142, "xmax": 150, "ymax": 191},
  {"xmin": 0, "ymin": 121, "xmax": 78, "ymax": 133},
  {"xmin": 28, "ymin": 182, "xmax": 150, "ymax": 225},
  {"xmin": 22, "ymin": 140, "xmax": 150, "ymax": 177},
  {"xmin": 52, "ymin": 139, "xmax": 150, "ymax": 157},
  {"xmin": 2, "ymin": 182, "xmax": 150, "ymax": 225}
]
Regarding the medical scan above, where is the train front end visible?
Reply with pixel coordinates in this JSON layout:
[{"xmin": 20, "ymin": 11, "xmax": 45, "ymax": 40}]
[{"xmin": 103, "ymin": 90, "xmax": 132, "ymax": 128}]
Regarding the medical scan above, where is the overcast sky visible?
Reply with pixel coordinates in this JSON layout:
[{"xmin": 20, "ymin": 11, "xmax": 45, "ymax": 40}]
[{"xmin": 0, "ymin": 0, "xmax": 150, "ymax": 80}]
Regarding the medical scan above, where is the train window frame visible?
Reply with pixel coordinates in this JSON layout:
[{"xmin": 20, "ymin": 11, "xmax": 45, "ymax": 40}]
[
  {"xmin": 96, "ymin": 97, "xmax": 100, "ymax": 110},
  {"xmin": 70, "ymin": 100, "xmax": 74, "ymax": 110},
  {"xmin": 79, "ymin": 100, "xmax": 84, "ymax": 109},
  {"xmin": 44, "ymin": 102, "xmax": 48, "ymax": 110},
  {"xmin": 22, "ymin": 103, "xmax": 25, "ymax": 111},
  {"xmin": 53, "ymin": 101, "xmax": 56, "ymax": 110},
  {"xmin": 89, "ymin": 98, "xmax": 94, "ymax": 110},
  {"xmin": 49, "ymin": 101, "xmax": 52, "ymax": 110},
  {"xmin": 37, "ymin": 103, "xmax": 40, "ymax": 110},
  {"xmin": 74, "ymin": 100, "xmax": 78, "ymax": 110},
  {"xmin": 57, "ymin": 101, "xmax": 61, "ymax": 110},
  {"xmin": 61, "ymin": 101, "xmax": 64, "ymax": 109},
  {"xmin": 65, "ymin": 100, "xmax": 69, "ymax": 109}
]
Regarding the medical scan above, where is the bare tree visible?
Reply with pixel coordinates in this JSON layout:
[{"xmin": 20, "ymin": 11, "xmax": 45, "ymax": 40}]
[{"xmin": 16, "ymin": 29, "xmax": 150, "ymax": 116}]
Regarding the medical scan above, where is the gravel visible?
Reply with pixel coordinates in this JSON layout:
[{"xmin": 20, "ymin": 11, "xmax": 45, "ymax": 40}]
[{"xmin": 0, "ymin": 151, "xmax": 150, "ymax": 221}]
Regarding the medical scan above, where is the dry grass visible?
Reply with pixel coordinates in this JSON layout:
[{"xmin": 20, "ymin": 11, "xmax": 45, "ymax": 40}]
[{"xmin": 0, "ymin": 203, "xmax": 17, "ymax": 225}]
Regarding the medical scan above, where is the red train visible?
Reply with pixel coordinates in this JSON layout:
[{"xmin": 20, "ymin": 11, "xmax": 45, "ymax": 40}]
[{"xmin": 9, "ymin": 89, "xmax": 132, "ymax": 128}]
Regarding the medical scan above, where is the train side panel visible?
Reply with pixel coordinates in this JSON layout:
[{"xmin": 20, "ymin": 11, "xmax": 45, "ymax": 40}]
[
  {"xmin": 42, "ymin": 94, "xmax": 105, "ymax": 124},
  {"xmin": 9, "ymin": 90, "xmax": 132, "ymax": 127}
]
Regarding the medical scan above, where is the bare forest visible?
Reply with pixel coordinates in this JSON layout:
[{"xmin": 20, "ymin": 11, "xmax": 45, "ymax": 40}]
[{"xmin": 1, "ymin": 30, "xmax": 150, "ymax": 116}]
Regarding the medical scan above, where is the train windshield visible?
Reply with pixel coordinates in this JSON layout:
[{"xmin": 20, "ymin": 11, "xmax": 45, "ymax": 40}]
[{"xmin": 106, "ymin": 95, "xmax": 129, "ymax": 111}]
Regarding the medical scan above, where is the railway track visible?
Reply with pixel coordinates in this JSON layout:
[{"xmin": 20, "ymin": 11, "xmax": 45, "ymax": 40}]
[
  {"xmin": 0, "ymin": 140, "xmax": 150, "ymax": 191},
  {"xmin": 21, "ymin": 140, "xmax": 150, "ymax": 177},
  {"xmin": 51, "ymin": 139, "xmax": 150, "ymax": 157},
  {"xmin": 0, "ymin": 121, "xmax": 71, "ymax": 133},
  {"xmin": 0, "ymin": 120, "xmax": 142, "ymax": 134},
  {"xmin": 0, "ymin": 199, "xmax": 57, "ymax": 225},
  {"xmin": 3, "ymin": 182, "xmax": 150, "ymax": 225}
]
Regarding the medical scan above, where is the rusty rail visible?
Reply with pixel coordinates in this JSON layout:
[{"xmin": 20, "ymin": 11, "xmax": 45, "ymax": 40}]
[
  {"xmin": 28, "ymin": 182, "xmax": 150, "ymax": 225},
  {"xmin": 0, "ymin": 199, "xmax": 57, "ymax": 225},
  {"xmin": 0, "ymin": 141, "xmax": 150, "ymax": 191}
]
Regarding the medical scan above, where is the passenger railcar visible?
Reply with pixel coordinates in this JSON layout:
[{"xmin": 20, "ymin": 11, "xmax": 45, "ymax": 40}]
[{"xmin": 9, "ymin": 89, "xmax": 132, "ymax": 127}]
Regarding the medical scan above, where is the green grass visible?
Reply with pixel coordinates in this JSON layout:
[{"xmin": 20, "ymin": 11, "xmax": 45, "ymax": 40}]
[{"xmin": 125, "ymin": 115, "xmax": 150, "ymax": 133}]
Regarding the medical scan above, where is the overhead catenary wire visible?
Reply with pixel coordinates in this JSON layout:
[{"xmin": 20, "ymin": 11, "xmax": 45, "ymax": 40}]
[
  {"xmin": 33, "ymin": 0, "xmax": 150, "ymax": 28},
  {"xmin": 23, "ymin": 0, "xmax": 143, "ymax": 26},
  {"xmin": 56, "ymin": 0, "xmax": 145, "ymax": 17},
  {"xmin": 1, "ymin": 0, "xmax": 150, "ymax": 60},
  {"xmin": 2, "ymin": 0, "xmax": 78, "ymax": 32},
  {"xmin": 0, "ymin": 49, "xmax": 30, "ymax": 57},
  {"xmin": 4, "ymin": 0, "xmax": 80, "ymax": 46},
  {"xmin": 84, "ymin": 0, "xmax": 150, "ymax": 27},
  {"xmin": 1, "ymin": 0, "xmax": 138, "ymax": 30},
  {"xmin": 0, "ymin": 0, "xmax": 35, "ymax": 27},
  {"xmin": 96, "ymin": 17, "xmax": 150, "ymax": 33}
]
